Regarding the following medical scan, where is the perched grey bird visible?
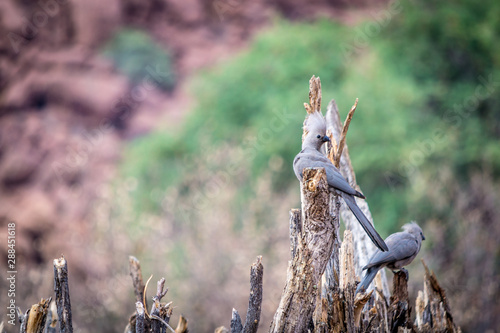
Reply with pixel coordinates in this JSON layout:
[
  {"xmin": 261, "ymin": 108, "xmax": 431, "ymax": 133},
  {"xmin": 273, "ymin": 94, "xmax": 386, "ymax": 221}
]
[
  {"xmin": 293, "ymin": 111, "xmax": 389, "ymax": 252},
  {"xmin": 356, "ymin": 222, "xmax": 425, "ymax": 294}
]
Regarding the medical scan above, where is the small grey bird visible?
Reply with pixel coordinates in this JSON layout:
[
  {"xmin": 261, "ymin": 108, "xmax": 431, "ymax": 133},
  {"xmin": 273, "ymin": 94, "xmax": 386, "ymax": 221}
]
[
  {"xmin": 293, "ymin": 111, "xmax": 389, "ymax": 252},
  {"xmin": 356, "ymin": 222, "xmax": 425, "ymax": 294}
]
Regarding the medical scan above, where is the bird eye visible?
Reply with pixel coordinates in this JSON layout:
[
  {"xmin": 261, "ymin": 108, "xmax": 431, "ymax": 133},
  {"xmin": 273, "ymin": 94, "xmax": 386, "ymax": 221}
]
[{"xmin": 316, "ymin": 134, "xmax": 321, "ymax": 139}]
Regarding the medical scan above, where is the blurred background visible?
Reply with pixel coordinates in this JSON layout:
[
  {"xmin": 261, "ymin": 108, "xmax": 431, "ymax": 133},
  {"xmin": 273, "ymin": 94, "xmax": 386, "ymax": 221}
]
[{"xmin": 0, "ymin": 0, "xmax": 499, "ymax": 331}]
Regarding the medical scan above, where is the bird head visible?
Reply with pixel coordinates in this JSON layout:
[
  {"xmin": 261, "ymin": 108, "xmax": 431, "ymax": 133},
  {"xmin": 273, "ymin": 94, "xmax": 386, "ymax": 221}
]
[
  {"xmin": 303, "ymin": 111, "xmax": 329, "ymax": 150},
  {"xmin": 403, "ymin": 221, "xmax": 425, "ymax": 241}
]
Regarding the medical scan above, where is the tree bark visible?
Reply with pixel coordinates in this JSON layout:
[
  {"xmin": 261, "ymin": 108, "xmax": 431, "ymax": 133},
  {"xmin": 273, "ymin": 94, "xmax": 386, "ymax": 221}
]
[
  {"xmin": 242, "ymin": 256, "xmax": 263, "ymax": 333},
  {"xmin": 135, "ymin": 302, "xmax": 146, "ymax": 333},
  {"xmin": 150, "ymin": 277, "xmax": 174, "ymax": 333},
  {"xmin": 231, "ymin": 309, "xmax": 243, "ymax": 333},
  {"xmin": 44, "ymin": 301, "xmax": 58, "ymax": 333},
  {"xmin": 288, "ymin": 209, "xmax": 301, "ymax": 259},
  {"xmin": 415, "ymin": 261, "xmax": 461, "ymax": 333},
  {"xmin": 129, "ymin": 256, "xmax": 147, "ymax": 307},
  {"xmin": 270, "ymin": 167, "xmax": 338, "ymax": 333},
  {"xmin": 389, "ymin": 270, "xmax": 412, "ymax": 332},
  {"xmin": 19, "ymin": 307, "xmax": 29, "ymax": 333},
  {"xmin": 25, "ymin": 297, "xmax": 52, "ymax": 333},
  {"xmin": 53, "ymin": 256, "xmax": 73, "ymax": 333},
  {"xmin": 174, "ymin": 315, "xmax": 188, "ymax": 333}
]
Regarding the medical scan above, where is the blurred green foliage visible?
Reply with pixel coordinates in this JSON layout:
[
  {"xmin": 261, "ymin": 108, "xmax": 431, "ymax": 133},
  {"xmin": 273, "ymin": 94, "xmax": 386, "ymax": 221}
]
[
  {"xmin": 120, "ymin": 1, "xmax": 499, "ymax": 237},
  {"xmin": 382, "ymin": 0, "xmax": 500, "ymax": 224},
  {"xmin": 102, "ymin": 28, "xmax": 175, "ymax": 91}
]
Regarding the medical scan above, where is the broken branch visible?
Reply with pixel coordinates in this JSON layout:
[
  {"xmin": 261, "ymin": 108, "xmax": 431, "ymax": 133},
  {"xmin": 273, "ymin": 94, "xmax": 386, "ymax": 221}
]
[
  {"xmin": 334, "ymin": 98, "xmax": 358, "ymax": 168},
  {"xmin": 242, "ymin": 256, "xmax": 263, "ymax": 333},
  {"xmin": 53, "ymin": 256, "xmax": 73, "ymax": 333}
]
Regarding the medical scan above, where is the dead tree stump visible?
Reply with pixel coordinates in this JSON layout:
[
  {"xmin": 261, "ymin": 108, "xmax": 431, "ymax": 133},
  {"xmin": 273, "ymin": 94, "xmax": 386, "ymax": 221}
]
[
  {"xmin": 53, "ymin": 256, "xmax": 73, "ymax": 333},
  {"xmin": 389, "ymin": 270, "xmax": 412, "ymax": 332},
  {"xmin": 270, "ymin": 167, "xmax": 338, "ymax": 333}
]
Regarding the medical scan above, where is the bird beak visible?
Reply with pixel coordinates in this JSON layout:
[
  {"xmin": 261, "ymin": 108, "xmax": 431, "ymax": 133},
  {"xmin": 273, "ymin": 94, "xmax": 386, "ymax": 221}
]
[
  {"xmin": 322, "ymin": 135, "xmax": 331, "ymax": 142},
  {"xmin": 422, "ymin": 233, "xmax": 426, "ymax": 240}
]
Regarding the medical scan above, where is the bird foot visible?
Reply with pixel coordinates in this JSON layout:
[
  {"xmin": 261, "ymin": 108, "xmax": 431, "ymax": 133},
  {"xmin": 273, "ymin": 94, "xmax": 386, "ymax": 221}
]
[
  {"xmin": 391, "ymin": 268, "xmax": 409, "ymax": 280},
  {"xmin": 400, "ymin": 268, "xmax": 409, "ymax": 280}
]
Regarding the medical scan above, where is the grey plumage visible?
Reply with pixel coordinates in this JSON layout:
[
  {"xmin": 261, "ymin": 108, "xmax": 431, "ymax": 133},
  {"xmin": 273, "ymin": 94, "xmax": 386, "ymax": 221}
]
[
  {"xmin": 293, "ymin": 111, "xmax": 389, "ymax": 252},
  {"xmin": 356, "ymin": 222, "xmax": 425, "ymax": 294}
]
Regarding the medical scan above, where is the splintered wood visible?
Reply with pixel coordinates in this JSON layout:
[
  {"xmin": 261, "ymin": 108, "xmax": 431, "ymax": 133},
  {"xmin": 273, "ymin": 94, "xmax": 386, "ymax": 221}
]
[
  {"xmin": 304, "ymin": 75, "xmax": 322, "ymax": 115},
  {"xmin": 54, "ymin": 256, "xmax": 73, "ymax": 333},
  {"xmin": 415, "ymin": 260, "xmax": 461, "ymax": 333},
  {"xmin": 339, "ymin": 230, "xmax": 356, "ymax": 290},
  {"xmin": 270, "ymin": 167, "xmax": 337, "ymax": 333},
  {"xmin": 302, "ymin": 75, "xmax": 322, "ymax": 142},
  {"xmin": 334, "ymin": 98, "xmax": 358, "ymax": 169}
]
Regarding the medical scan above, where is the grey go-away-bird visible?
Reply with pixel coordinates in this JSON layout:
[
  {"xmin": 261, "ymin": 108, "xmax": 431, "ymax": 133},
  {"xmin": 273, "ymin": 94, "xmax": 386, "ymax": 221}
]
[
  {"xmin": 293, "ymin": 111, "xmax": 389, "ymax": 252},
  {"xmin": 356, "ymin": 222, "xmax": 425, "ymax": 294}
]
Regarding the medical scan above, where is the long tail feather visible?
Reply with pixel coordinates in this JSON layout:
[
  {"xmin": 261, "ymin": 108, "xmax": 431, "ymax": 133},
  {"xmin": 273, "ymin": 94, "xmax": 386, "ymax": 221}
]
[
  {"xmin": 356, "ymin": 267, "xmax": 379, "ymax": 294},
  {"xmin": 340, "ymin": 192, "xmax": 389, "ymax": 252}
]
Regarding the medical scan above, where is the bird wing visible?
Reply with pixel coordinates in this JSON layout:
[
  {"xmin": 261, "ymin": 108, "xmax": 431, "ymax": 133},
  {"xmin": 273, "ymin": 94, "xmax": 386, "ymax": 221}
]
[
  {"xmin": 293, "ymin": 149, "xmax": 358, "ymax": 196},
  {"xmin": 363, "ymin": 232, "xmax": 419, "ymax": 269}
]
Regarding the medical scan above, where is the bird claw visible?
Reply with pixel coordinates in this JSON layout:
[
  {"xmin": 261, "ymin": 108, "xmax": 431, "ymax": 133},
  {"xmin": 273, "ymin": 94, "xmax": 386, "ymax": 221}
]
[
  {"xmin": 400, "ymin": 268, "xmax": 409, "ymax": 280},
  {"xmin": 391, "ymin": 268, "xmax": 409, "ymax": 280}
]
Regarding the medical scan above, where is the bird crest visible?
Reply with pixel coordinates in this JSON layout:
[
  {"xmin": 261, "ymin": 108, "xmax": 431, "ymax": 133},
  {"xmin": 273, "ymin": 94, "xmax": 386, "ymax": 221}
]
[
  {"xmin": 402, "ymin": 221, "xmax": 423, "ymax": 235},
  {"xmin": 303, "ymin": 111, "xmax": 326, "ymax": 137}
]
